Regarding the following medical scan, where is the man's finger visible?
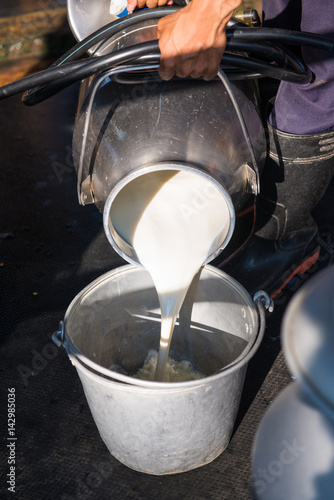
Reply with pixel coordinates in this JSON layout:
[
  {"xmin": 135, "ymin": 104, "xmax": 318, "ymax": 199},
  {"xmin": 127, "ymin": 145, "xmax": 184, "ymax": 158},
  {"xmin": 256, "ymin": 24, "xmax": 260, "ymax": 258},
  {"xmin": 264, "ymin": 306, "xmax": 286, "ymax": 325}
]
[
  {"xmin": 127, "ymin": 0, "xmax": 138, "ymax": 13},
  {"xmin": 158, "ymin": 68, "xmax": 175, "ymax": 80}
]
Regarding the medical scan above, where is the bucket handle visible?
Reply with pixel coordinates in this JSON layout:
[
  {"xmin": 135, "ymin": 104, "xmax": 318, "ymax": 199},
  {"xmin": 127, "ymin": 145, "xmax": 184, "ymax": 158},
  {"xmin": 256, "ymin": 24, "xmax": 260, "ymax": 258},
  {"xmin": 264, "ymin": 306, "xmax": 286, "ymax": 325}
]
[
  {"xmin": 221, "ymin": 290, "xmax": 273, "ymax": 373},
  {"xmin": 253, "ymin": 290, "xmax": 274, "ymax": 313},
  {"xmin": 52, "ymin": 321, "xmax": 65, "ymax": 347}
]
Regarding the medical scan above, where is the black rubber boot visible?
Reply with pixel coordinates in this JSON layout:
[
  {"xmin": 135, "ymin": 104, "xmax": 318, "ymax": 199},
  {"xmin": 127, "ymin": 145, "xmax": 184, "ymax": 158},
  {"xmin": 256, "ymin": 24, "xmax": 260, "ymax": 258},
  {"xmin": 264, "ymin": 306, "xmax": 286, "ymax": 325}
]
[{"xmin": 214, "ymin": 121, "xmax": 334, "ymax": 299}]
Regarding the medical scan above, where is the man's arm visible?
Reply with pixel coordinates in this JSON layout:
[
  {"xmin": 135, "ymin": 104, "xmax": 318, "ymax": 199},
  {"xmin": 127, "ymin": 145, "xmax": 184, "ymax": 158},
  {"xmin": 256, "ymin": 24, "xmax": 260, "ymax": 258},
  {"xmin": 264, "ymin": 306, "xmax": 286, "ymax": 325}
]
[{"xmin": 127, "ymin": 0, "xmax": 242, "ymax": 80}]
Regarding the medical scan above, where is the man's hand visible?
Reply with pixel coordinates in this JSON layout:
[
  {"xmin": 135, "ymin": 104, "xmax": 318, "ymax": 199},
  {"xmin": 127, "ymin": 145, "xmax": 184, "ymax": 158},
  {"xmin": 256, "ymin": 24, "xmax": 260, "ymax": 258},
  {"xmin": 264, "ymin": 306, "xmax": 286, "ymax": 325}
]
[
  {"xmin": 127, "ymin": 0, "xmax": 173, "ymax": 12},
  {"xmin": 127, "ymin": 0, "xmax": 242, "ymax": 81}
]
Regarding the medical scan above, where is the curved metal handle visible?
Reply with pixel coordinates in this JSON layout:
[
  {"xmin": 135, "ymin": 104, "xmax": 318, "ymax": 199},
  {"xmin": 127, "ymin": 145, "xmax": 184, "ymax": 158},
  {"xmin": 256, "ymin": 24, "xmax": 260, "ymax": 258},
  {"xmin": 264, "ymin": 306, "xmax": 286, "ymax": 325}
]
[
  {"xmin": 52, "ymin": 321, "xmax": 65, "ymax": 347},
  {"xmin": 77, "ymin": 63, "xmax": 159, "ymax": 204},
  {"xmin": 253, "ymin": 290, "xmax": 274, "ymax": 313},
  {"xmin": 217, "ymin": 68, "xmax": 261, "ymax": 195},
  {"xmin": 78, "ymin": 61, "xmax": 261, "ymax": 204}
]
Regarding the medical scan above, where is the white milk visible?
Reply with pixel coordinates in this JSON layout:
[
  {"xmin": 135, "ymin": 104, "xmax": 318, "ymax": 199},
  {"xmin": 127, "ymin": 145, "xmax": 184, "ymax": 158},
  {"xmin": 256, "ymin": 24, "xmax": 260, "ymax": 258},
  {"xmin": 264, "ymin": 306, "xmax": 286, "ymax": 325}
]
[
  {"xmin": 134, "ymin": 350, "xmax": 204, "ymax": 382},
  {"xmin": 110, "ymin": 169, "xmax": 230, "ymax": 381}
]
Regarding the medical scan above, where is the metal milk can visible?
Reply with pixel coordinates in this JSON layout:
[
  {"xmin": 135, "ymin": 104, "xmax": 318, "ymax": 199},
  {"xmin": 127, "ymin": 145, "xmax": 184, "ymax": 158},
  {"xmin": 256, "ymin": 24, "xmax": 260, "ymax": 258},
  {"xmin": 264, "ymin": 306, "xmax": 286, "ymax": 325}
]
[
  {"xmin": 70, "ymin": 9, "xmax": 266, "ymax": 265},
  {"xmin": 252, "ymin": 265, "xmax": 334, "ymax": 499}
]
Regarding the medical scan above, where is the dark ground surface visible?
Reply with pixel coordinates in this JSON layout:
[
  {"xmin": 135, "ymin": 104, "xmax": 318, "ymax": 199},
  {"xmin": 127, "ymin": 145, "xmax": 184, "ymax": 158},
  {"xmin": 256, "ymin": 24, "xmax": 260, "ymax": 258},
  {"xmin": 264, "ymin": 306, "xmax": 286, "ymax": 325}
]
[{"xmin": 0, "ymin": 81, "xmax": 333, "ymax": 500}]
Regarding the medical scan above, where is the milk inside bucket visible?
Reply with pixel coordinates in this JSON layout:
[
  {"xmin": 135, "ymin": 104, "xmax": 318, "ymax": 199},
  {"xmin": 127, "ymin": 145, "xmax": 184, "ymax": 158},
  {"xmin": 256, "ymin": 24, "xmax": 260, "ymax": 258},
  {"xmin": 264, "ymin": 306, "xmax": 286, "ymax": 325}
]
[{"xmin": 53, "ymin": 264, "xmax": 268, "ymax": 474}]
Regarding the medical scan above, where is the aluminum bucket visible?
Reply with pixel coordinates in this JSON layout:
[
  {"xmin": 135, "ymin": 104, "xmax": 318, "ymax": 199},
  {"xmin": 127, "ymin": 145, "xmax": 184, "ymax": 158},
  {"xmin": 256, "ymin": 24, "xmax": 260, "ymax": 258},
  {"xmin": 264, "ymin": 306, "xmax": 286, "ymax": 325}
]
[{"xmin": 53, "ymin": 264, "xmax": 267, "ymax": 475}]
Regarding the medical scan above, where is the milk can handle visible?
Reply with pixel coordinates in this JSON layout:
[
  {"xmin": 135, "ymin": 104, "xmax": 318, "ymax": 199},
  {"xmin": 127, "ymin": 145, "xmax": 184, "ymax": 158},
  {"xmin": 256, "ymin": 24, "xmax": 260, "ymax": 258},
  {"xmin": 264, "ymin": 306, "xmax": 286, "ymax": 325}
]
[
  {"xmin": 77, "ymin": 63, "xmax": 159, "ymax": 204},
  {"xmin": 217, "ymin": 69, "xmax": 260, "ymax": 194},
  {"xmin": 78, "ymin": 62, "xmax": 261, "ymax": 203}
]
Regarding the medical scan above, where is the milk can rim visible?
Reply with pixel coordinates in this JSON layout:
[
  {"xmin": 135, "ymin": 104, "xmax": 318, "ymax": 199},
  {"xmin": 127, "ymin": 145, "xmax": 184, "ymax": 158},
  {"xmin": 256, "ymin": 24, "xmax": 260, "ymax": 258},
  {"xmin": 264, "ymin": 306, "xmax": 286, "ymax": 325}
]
[{"xmin": 102, "ymin": 162, "xmax": 236, "ymax": 267}]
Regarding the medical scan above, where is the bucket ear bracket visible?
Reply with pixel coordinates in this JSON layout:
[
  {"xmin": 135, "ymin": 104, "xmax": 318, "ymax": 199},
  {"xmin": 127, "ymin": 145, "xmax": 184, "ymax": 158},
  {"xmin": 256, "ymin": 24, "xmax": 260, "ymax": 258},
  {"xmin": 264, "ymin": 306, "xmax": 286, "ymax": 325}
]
[
  {"xmin": 253, "ymin": 291, "xmax": 274, "ymax": 313},
  {"xmin": 52, "ymin": 321, "xmax": 65, "ymax": 347}
]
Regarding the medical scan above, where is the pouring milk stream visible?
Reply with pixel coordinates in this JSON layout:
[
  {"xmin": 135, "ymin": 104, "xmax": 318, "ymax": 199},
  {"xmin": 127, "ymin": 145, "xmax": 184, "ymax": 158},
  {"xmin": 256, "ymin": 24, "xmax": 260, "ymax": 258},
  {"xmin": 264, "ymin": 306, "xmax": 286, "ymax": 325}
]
[{"xmin": 110, "ymin": 169, "xmax": 231, "ymax": 381}]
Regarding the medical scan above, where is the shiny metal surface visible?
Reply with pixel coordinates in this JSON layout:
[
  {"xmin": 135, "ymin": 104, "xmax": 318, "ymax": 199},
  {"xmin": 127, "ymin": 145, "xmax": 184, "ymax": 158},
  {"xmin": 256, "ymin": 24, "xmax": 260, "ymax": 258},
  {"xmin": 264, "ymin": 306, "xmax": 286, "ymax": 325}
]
[
  {"xmin": 71, "ymin": 17, "xmax": 266, "ymax": 265},
  {"xmin": 59, "ymin": 264, "xmax": 265, "ymax": 474},
  {"xmin": 252, "ymin": 266, "xmax": 334, "ymax": 500},
  {"xmin": 67, "ymin": 0, "xmax": 120, "ymax": 44}
]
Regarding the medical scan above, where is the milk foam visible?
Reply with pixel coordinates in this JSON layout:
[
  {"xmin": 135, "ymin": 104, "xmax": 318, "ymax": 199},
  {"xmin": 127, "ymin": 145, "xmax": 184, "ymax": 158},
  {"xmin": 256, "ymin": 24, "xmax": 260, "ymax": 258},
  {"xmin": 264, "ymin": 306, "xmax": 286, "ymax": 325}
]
[
  {"xmin": 110, "ymin": 169, "xmax": 230, "ymax": 381},
  {"xmin": 134, "ymin": 350, "xmax": 204, "ymax": 382}
]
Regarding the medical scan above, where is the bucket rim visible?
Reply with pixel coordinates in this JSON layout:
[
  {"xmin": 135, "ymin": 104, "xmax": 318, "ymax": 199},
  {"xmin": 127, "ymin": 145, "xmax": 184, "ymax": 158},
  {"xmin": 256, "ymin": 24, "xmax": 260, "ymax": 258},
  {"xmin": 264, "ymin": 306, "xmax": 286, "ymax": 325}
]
[{"xmin": 62, "ymin": 264, "xmax": 265, "ymax": 390}]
